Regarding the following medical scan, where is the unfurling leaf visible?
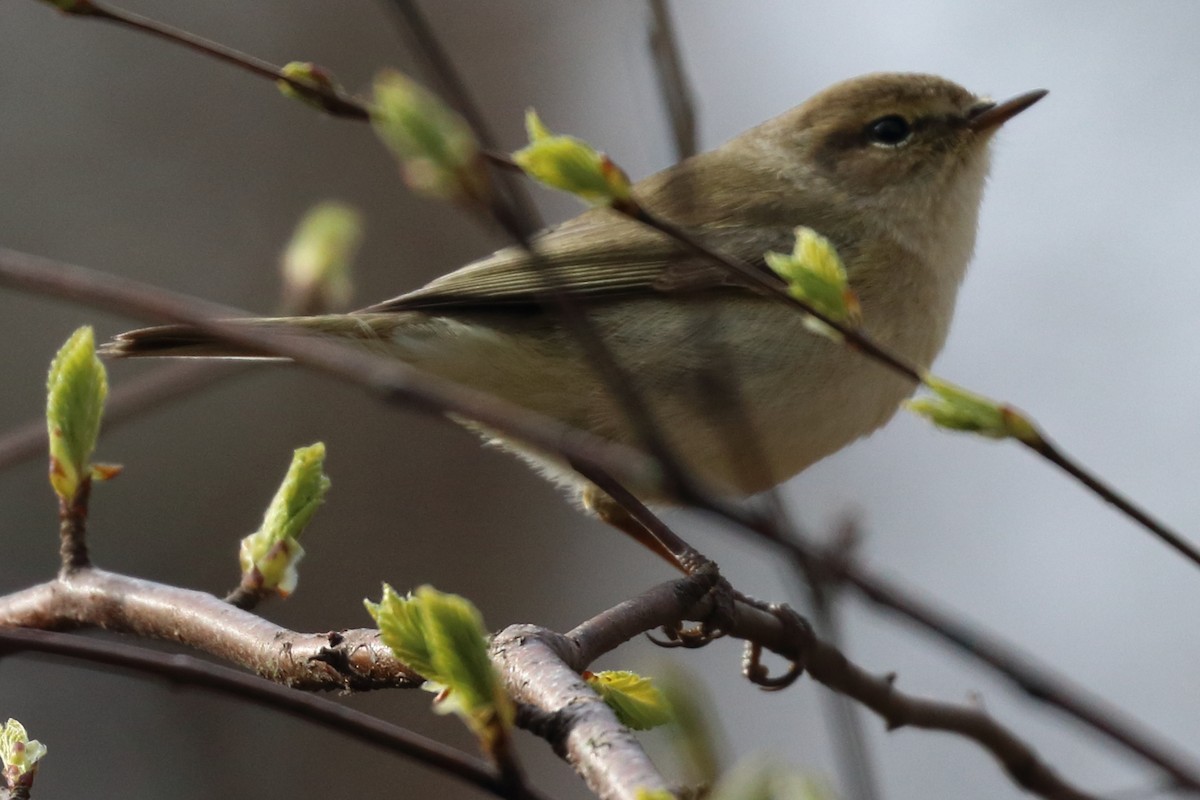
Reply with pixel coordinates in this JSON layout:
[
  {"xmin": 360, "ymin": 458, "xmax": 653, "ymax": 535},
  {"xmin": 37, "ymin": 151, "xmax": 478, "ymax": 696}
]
[
  {"xmin": 365, "ymin": 584, "xmax": 513, "ymax": 737},
  {"xmin": 905, "ymin": 375, "xmax": 1040, "ymax": 445},
  {"xmin": 371, "ymin": 70, "xmax": 488, "ymax": 203},
  {"xmin": 238, "ymin": 442, "xmax": 330, "ymax": 597},
  {"xmin": 0, "ymin": 718, "xmax": 47, "ymax": 790},
  {"xmin": 585, "ymin": 669, "xmax": 673, "ymax": 730},
  {"xmin": 46, "ymin": 326, "xmax": 110, "ymax": 502},
  {"xmin": 512, "ymin": 109, "xmax": 632, "ymax": 206},
  {"xmin": 764, "ymin": 227, "xmax": 861, "ymax": 339}
]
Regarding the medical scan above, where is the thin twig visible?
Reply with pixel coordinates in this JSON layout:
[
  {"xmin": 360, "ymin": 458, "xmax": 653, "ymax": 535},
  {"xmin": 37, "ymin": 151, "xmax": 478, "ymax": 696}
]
[
  {"xmin": 647, "ymin": 0, "xmax": 699, "ymax": 161},
  {"xmin": 0, "ymin": 627, "xmax": 546, "ymax": 800},
  {"xmin": 790, "ymin": 538, "xmax": 881, "ymax": 800},
  {"xmin": 1026, "ymin": 436, "xmax": 1200, "ymax": 567},
  {"xmin": 52, "ymin": 0, "xmax": 369, "ymax": 118}
]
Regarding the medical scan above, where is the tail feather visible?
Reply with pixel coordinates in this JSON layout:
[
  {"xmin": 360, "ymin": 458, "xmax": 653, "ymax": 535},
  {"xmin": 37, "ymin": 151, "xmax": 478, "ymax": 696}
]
[
  {"xmin": 101, "ymin": 314, "xmax": 401, "ymax": 359},
  {"xmin": 101, "ymin": 324, "xmax": 264, "ymax": 358}
]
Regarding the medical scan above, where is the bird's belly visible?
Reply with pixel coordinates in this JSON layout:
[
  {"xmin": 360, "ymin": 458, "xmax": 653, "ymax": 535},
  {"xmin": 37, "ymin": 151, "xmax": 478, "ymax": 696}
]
[{"xmin": 382, "ymin": 296, "xmax": 929, "ymax": 501}]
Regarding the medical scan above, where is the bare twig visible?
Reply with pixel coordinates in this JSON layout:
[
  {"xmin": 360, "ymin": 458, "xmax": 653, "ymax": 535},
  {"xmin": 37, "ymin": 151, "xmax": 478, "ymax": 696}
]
[
  {"xmin": 0, "ymin": 522, "xmax": 1175, "ymax": 800},
  {"xmin": 0, "ymin": 627, "xmax": 545, "ymax": 800},
  {"xmin": 1026, "ymin": 436, "xmax": 1200, "ymax": 567},
  {"xmin": 45, "ymin": 0, "xmax": 369, "ymax": 118},
  {"xmin": 647, "ymin": 0, "xmax": 699, "ymax": 161}
]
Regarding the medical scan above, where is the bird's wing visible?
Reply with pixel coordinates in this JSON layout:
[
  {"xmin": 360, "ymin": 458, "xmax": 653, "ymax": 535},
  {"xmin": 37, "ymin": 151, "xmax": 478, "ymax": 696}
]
[{"xmin": 360, "ymin": 207, "xmax": 772, "ymax": 314}]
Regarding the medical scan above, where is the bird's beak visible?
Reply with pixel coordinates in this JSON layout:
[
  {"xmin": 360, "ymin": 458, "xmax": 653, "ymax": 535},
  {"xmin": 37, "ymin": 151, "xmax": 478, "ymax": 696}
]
[{"xmin": 967, "ymin": 89, "xmax": 1049, "ymax": 132}]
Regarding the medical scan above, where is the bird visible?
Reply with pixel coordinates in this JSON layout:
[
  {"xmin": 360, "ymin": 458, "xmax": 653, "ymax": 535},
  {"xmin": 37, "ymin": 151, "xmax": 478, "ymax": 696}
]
[{"xmin": 105, "ymin": 73, "xmax": 1045, "ymax": 560}]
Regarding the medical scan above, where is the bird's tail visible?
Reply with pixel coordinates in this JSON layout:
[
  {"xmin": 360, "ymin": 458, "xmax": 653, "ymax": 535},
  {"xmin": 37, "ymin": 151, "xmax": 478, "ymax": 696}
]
[{"xmin": 101, "ymin": 315, "xmax": 390, "ymax": 360}]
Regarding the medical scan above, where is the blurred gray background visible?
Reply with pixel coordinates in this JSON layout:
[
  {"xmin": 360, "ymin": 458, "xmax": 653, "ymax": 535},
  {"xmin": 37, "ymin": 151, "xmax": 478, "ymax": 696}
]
[{"xmin": 3, "ymin": 1, "xmax": 1200, "ymax": 798}]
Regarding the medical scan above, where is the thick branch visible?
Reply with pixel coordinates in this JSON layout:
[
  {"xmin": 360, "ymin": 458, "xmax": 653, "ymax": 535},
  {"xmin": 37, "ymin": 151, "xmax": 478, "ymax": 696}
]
[
  {"xmin": 494, "ymin": 624, "xmax": 674, "ymax": 800},
  {"xmin": 0, "ymin": 568, "xmax": 419, "ymax": 690}
]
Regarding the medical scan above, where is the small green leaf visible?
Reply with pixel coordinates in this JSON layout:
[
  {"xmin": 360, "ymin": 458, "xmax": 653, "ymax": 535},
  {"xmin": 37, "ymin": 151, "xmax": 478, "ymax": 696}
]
[
  {"xmin": 905, "ymin": 375, "xmax": 1041, "ymax": 444},
  {"xmin": 585, "ymin": 670, "xmax": 673, "ymax": 731},
  {"xmin": 365, "ymin": 585, "xmax": 512, "ymax": 734},
  {"xmin": 281, "ymin": 201, "xmax": 363, "ymax": 313},
  {"xmin": 512, "ymin": 109, "xmax": 632, "ymax": 206},
  {"xmin": 365, "ymin": 583, "xmax": 438, "ymax": 677},
  {"xmin": 371, "ymin": 70, "xmax": 488, "ymax": 202},
  {"xmin": 764, "ymin": 227, "xmax": 861, "ymax": 338},
  {"xmin": 238, "ymin": 442, "xmax": 330, "ymax": 597},
  {"xmin": 1, "ymin": 719, "xmax": 47, "ymax": 790},
  {"xmin": 46, "ymin": 326, "xmax": 109, "ymax": 502}
]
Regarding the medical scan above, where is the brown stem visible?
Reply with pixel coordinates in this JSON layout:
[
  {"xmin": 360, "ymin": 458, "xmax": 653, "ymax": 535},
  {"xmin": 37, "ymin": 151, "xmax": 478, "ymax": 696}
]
[
  {"xmin": 780, "ymin": 521, "xmax": 1200, "ymax": 794},
  {"xmin": 57, "ymin": 478, "xmax": 91, "ymax": 574}
]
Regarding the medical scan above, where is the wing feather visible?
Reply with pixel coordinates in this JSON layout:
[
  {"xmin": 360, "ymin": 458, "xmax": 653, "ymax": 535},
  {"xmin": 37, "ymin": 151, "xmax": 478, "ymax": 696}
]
[{"xmin": 361, "ymin": 208, "xmax": 767, "ymax": 313}]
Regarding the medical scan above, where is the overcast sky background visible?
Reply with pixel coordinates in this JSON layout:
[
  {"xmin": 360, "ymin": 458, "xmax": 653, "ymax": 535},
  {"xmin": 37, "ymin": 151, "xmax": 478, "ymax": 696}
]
[{"xmin": 3, "ymin": 2, "xmax": 1200, "ymax": 799}]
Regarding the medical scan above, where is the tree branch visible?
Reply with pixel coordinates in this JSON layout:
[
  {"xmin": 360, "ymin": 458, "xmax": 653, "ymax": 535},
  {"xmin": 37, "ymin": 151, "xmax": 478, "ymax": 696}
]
[{"xmin": 0, "ymin": 568, "xmax": 420, "ymax": 690}]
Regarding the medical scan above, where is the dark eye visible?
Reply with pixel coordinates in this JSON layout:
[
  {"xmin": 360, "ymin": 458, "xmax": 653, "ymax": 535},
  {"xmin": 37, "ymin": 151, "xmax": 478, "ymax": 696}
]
[{"xmin": 866, "ymin": 115, "xmax": 912, "ymax": 146}]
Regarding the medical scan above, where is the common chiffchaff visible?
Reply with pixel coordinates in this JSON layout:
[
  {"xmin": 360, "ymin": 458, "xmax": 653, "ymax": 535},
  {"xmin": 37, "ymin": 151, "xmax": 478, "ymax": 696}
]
[{"xmin": 109, "ymin": 73, "xmax": 1045, "ymax": 517}]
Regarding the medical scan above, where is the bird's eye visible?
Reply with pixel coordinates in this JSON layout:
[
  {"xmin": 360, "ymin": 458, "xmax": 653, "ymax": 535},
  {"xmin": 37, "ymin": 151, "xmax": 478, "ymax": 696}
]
[{"xmin": 866, "ymin": 115, "xmax": 912, "ymax": 147}]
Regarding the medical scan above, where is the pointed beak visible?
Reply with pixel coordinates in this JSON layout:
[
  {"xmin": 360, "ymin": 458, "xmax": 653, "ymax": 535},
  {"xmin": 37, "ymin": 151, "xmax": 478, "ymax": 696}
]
[{"xmin": 967, "ymin": 89, "xmax": 1049, "ymax": 132}]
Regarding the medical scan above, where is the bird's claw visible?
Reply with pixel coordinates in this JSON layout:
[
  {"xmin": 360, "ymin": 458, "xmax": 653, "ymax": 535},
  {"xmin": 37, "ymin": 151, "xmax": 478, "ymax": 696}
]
[
  {"xmin": 742, "ymin": 603, "xmax": 810, "ymax": 691},
  {"xmin": 648, "ymin": 565, "xmax": 736, "ymax": 648}
]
